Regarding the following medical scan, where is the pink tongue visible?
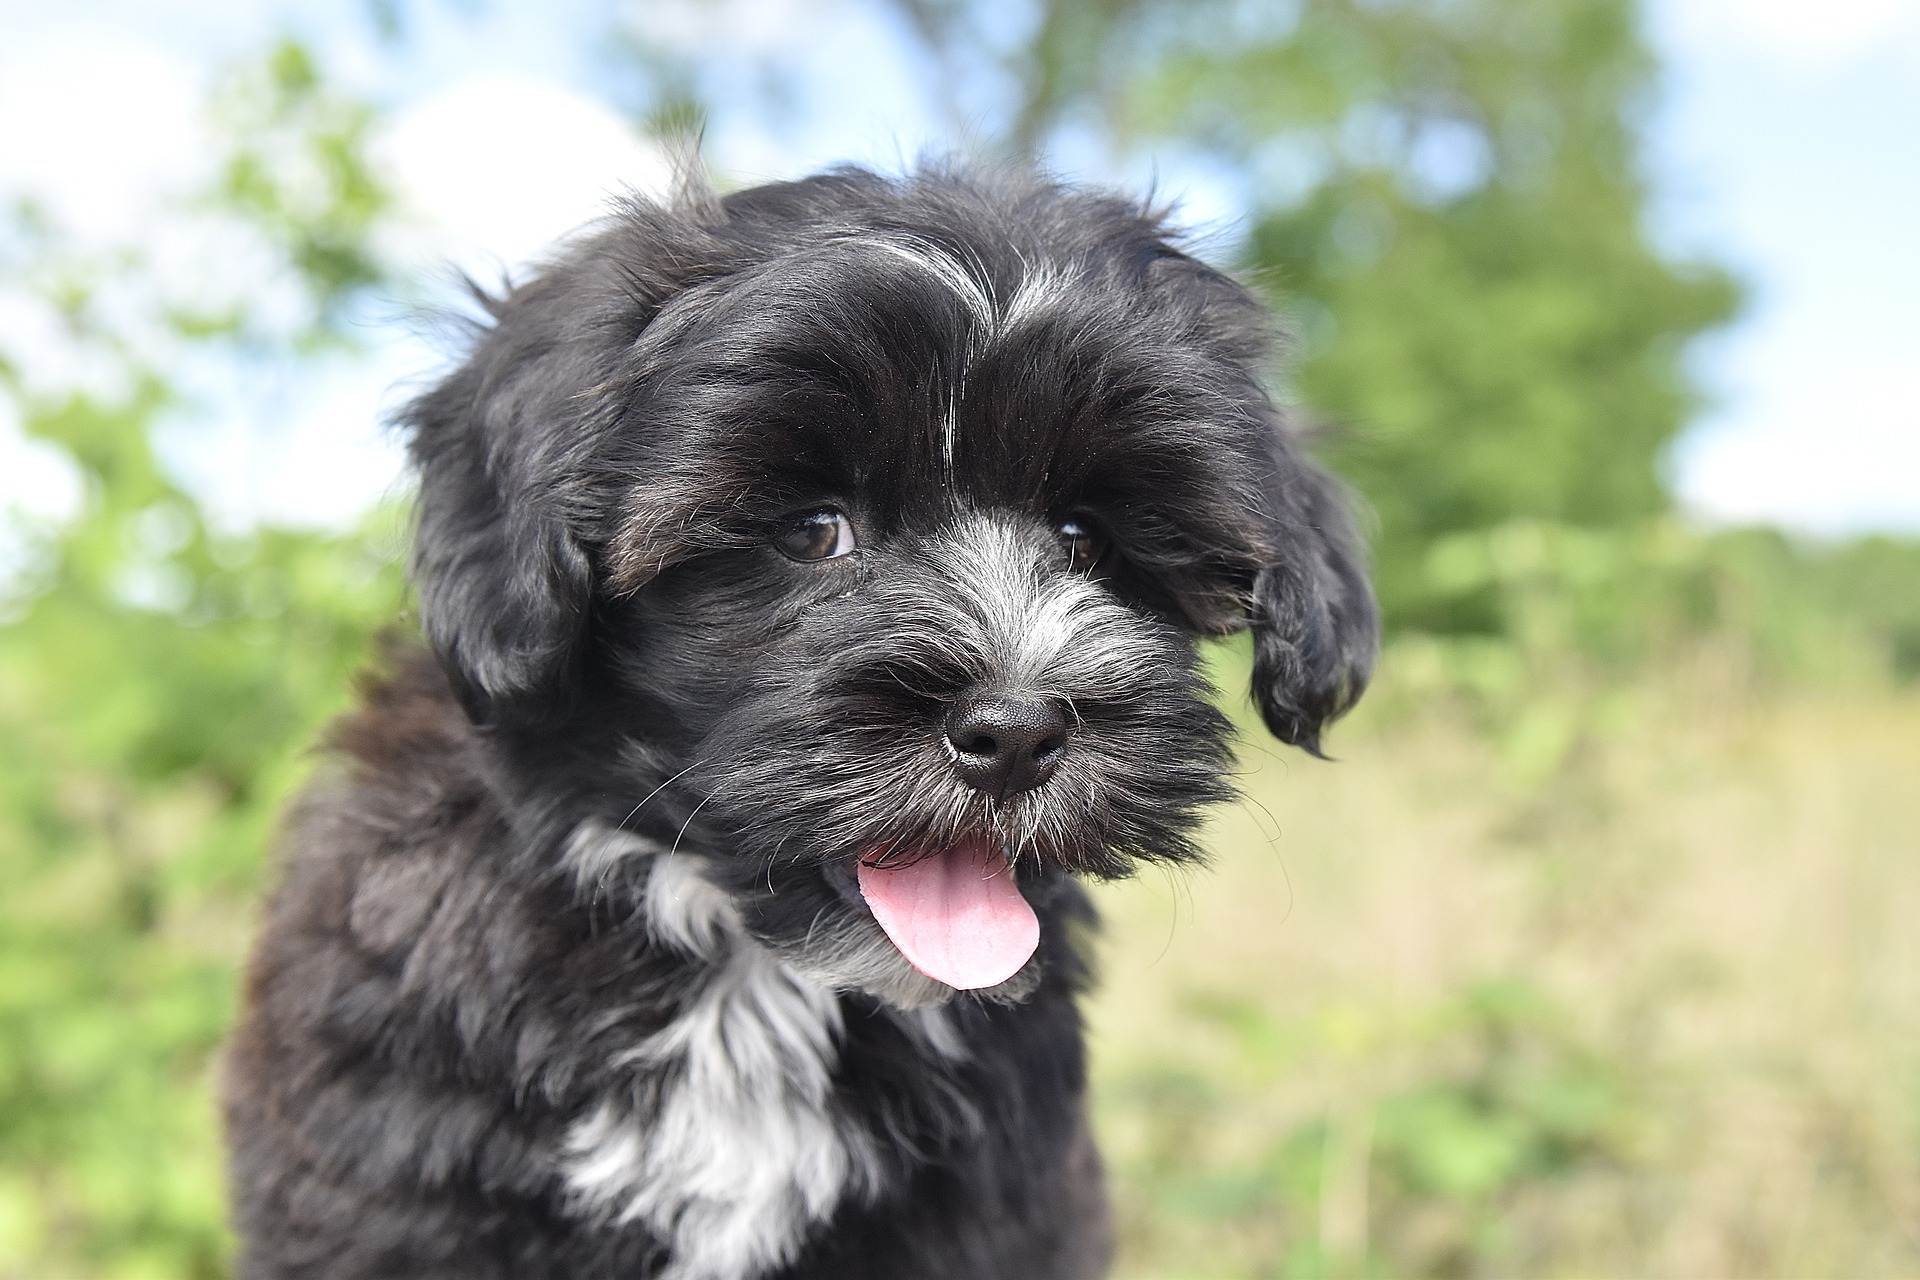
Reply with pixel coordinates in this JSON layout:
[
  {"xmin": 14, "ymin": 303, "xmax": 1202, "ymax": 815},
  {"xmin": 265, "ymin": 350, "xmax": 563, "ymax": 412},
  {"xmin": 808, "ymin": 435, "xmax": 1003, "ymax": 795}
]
[{"xmin": 856, "ymin": 841, "xmax": 1039, "ymax": 990}]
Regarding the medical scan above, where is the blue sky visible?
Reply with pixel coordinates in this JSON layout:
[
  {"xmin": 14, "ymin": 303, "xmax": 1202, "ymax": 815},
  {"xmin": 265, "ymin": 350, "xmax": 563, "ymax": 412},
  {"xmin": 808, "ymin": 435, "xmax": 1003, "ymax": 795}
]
[
  {"xmin": 1646, "ymin": 0, "xmax": 1920, "ymax": 533},
  {"xmin": 1, "ymin": 0, "xmax": 1915, "ymax": 536}
]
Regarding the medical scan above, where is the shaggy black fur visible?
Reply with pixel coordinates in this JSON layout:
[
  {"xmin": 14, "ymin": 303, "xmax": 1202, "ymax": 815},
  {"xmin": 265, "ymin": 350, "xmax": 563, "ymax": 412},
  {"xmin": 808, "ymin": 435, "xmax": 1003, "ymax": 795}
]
[{"xmin": 224, "ymin": 165, "xmax": 1377, "ymax": 1279}]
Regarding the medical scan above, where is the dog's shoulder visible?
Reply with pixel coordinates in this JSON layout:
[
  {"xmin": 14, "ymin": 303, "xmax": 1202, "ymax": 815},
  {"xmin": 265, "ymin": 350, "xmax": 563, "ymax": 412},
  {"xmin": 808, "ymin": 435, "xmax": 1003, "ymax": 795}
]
[
  {"xmin": 224, "ymin": 650, "xmax": 683, "ymax": 1275},
  {"xmin": 246, "ymin": 644, "xmax": 508, "ymax": 982}
]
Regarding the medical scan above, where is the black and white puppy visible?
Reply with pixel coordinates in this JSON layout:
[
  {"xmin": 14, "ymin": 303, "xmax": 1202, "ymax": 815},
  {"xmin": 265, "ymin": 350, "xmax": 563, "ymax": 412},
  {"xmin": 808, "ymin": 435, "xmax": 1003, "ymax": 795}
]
[{"xmin": 223, "ymin": 165, "xmax": 1377, "ymax": 1280}]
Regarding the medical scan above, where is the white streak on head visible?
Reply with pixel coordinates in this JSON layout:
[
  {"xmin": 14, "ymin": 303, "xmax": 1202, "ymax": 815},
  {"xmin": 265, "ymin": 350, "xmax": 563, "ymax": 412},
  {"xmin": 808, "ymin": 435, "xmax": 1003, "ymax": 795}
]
[
  {"xmin": 852, "ymin": 235, "xmax": 996, "ymax": 336},
  {"xmin": 836, "ymin": 236, "xmax": 1080, "ymax": 482},
  {"xmin": 848, "ymin": 235, "xmax": 991, "ymax": 479},
  {"xmin": 1000, "ymin": 260, "xmax": 1075, "ymax": 334}
]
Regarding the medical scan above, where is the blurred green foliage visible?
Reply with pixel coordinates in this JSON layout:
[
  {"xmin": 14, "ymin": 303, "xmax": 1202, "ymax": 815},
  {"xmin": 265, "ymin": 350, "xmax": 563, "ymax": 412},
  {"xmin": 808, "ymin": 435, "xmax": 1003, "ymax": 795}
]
[
  {"xmin": 1112, "ymin": 980, "xmax": 1650, "ymax": 1277},
  {"xmin": 213, "ymin": 41, "xmax": 390, "ymax": 327},
  {"xmin": 0, "ymin": 43, "xmax": 405, "ymax": 1277},
  {"xmin": 0, "ymin": 6, "xmax": 1915, "ymax": 1278}
]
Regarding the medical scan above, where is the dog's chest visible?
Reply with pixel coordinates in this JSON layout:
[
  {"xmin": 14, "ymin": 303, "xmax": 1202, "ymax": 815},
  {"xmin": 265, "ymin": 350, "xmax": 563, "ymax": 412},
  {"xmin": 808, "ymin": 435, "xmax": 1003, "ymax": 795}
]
[{"xmin": 558, "ymin": 838, "xmax": 890, "ymax": 1280}]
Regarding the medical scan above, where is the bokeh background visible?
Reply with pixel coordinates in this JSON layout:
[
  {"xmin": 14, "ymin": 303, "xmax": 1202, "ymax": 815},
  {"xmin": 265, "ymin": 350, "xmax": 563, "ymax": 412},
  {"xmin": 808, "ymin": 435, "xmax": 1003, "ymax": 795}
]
[{"xmin": 2, "ymin": 1, "xmax": 1917, "ymax": 1276}]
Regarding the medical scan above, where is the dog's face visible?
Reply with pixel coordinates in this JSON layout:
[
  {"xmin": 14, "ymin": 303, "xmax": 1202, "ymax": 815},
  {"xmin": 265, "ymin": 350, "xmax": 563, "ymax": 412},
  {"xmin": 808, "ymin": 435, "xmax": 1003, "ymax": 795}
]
[{"xmin": 405, "ymin": 170, "xmax": 1376, "ymax": 1007}]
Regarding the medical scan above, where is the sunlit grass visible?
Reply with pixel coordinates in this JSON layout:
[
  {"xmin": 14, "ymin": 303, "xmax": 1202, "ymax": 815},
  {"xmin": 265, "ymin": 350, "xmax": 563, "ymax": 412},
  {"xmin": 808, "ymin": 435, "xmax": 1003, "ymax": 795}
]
[{"xmin": 1091, "ymin": 655, "xmax": 1920, "ymax": 1279}]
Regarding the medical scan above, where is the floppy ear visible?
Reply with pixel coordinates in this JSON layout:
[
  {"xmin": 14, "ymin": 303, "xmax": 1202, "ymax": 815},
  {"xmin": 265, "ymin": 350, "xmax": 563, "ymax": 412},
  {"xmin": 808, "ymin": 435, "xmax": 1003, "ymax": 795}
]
[
  {"xmin": 1248, "ymin": 447, "xmax": 1380, "ymax": 756},
  {"xmin": 405, "ymin": 346, "xmax": 596, "ymax": 729},
  {"xmin": 403, "ymin": 162, "xmax": 738, "ymax": 727}
]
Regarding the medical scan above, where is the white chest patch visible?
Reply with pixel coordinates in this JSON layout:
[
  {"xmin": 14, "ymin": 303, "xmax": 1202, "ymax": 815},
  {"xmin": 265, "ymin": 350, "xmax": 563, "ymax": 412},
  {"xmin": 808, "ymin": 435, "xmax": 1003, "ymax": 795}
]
[{"xmin": 559, "ymin": 828, "xmax": 879, "ymax": 1280}]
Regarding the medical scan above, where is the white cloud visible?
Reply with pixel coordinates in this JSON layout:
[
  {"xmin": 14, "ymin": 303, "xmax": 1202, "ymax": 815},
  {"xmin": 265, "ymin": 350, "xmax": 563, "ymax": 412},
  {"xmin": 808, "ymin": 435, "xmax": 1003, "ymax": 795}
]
[
  {"xmin": 635, "ymin": 0, "xmax": 826, "ymax": 59},
  {"xmin": 375, "ymin": 77, "xmax": 673, "ymax": 285},
  {"xmin": 0, "ymin": 36, "xmax": 206, "ymax": 242},
  {"xmin": 1659, "ymin": 0, "xmax": 1920, "ymax": 70},
  {"xmin": 1675, "ymin": 369, "xmax": 1920, "ymax": 534},
  {"xmin": 159, "ymin": 343, "xmax": 419, "ymax": 533}
]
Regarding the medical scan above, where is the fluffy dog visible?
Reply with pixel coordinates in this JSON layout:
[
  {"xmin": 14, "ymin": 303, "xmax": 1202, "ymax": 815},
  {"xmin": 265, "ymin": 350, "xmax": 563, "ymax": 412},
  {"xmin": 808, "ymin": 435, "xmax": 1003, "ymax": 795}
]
[{"xmin": 223, "ymin": 165, "xmax": 1377, "ymax": 1280}]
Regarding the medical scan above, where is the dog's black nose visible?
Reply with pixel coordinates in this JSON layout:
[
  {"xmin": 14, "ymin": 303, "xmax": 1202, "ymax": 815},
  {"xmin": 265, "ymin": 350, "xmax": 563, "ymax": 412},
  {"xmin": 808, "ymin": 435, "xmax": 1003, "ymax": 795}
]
[{"xmin": 945, "ymin": 692, "xmax": 1072, "ymax": 800}]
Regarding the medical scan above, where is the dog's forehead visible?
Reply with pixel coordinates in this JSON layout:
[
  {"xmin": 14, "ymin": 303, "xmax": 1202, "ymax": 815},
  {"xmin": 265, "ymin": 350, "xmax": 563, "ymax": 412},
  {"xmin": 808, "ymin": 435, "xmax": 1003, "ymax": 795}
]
[{"xmin": 620, "ymin": 227, "xmax": 1272, "ymax": 536}]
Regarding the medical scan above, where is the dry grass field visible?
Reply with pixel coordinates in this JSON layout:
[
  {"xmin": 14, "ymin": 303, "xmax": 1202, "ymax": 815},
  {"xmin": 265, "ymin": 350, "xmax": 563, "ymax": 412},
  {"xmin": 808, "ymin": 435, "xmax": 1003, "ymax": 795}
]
[{"xmin": 1090, "ymin": 648, "xmax": 1920, "ymax": 1279}]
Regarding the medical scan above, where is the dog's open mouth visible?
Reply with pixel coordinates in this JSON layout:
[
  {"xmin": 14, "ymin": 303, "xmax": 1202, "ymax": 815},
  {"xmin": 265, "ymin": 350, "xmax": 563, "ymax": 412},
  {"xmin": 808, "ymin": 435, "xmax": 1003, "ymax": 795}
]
[{"xmin": 855, "ymin": 840, "xmax": 1039, "ymax": 990}]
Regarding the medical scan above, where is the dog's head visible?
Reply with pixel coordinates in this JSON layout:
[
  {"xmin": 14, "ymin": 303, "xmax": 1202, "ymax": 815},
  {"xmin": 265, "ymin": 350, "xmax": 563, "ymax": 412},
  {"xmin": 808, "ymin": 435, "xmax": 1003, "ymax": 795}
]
[{"xmin": 404, "ymin": 167, "xmax": 1376, "ymax": 1006}]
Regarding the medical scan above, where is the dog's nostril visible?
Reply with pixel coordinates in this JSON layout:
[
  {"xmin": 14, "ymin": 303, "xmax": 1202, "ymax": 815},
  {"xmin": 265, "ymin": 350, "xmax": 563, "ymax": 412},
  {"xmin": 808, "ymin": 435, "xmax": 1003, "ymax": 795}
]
[
  {"xmin": 956, "ymin": 731, "xmax": 1000, "ymax": 758},
  {"xmin": 944, "ymin": 692, "xmax": 1073, "ymax": 799}
]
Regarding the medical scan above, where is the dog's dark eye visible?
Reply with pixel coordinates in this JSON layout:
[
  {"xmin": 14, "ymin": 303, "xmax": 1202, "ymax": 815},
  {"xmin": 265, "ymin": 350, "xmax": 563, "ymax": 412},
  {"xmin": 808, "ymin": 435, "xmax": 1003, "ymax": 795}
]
[
  {"xmin": 775, "ymin": 509, "xmax": 857, "ymax": 562},
  {"xmin": 1057, "ymin": 517, "xmax": 1105, "ymax": 573}
]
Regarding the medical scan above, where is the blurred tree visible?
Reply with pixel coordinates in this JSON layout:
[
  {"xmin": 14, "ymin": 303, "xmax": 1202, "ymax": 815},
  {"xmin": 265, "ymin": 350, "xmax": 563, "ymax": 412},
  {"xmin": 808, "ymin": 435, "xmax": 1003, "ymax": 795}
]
[{"xmin": 1112, "ymin": 0, "xmax": 1742, "ymax": 632}]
